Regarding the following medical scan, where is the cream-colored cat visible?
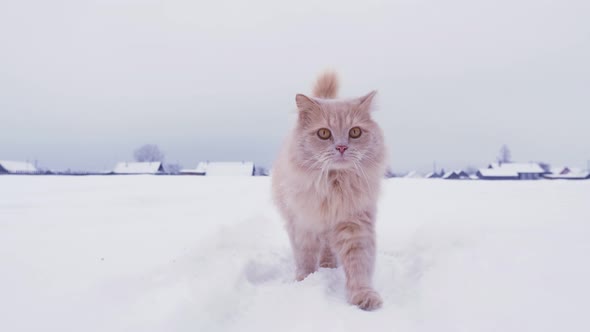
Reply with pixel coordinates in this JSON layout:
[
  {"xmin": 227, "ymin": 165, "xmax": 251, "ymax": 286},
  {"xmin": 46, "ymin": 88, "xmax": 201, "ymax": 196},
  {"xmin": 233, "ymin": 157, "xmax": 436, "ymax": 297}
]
[{"xmin": 272, "ymin": 72, "xmax": 387, "ymax": 310}]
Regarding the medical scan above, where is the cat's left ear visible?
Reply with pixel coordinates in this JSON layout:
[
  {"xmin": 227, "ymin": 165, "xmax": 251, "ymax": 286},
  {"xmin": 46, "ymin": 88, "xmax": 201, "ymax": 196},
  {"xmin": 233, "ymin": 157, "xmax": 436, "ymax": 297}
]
[
  {"xmin": 358, "ymin": 90, "xmax": 377, "ymax": 112},
  {"xmin": 296, "ymin": 94, "xmax": 319, "ymax": 111},
  {"xmin": 296, "ymin": 94, "xmax": 320, "ymax": 125}
]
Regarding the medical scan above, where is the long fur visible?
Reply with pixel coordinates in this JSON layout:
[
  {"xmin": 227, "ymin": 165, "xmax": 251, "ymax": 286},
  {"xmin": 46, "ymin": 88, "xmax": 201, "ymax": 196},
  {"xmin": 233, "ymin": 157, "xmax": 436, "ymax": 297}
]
[
  {"xmin": 272, "ymin": 71, "xmax": 387, "ymax": 311},
  {"xmin": 312, "ymin": 71, "xmax": 339, "ymax": 99}
]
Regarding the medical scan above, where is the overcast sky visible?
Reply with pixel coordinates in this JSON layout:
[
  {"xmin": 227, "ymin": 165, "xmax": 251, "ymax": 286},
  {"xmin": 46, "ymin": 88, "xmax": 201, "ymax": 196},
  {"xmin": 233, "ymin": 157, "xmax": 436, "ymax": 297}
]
[{"xmin": 1, "ymin": 0, "xmax": 589, "ymax": 172}]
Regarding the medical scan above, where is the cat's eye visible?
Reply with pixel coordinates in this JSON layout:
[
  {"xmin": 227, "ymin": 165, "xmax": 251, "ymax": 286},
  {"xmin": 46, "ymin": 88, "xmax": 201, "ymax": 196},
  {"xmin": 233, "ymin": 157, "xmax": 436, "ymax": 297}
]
[
  {"xmin": 349, "ymin": 127, "xmax": 362, "ymax": 139},
  {"xmin": 317, "ymin": 128, "xmax": 331, "ymax": 140}
]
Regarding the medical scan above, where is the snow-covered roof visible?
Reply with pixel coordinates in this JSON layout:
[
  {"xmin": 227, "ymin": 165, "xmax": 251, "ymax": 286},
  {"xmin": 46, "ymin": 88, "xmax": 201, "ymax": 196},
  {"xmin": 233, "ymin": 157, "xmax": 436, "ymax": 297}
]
[
  {"xmin": 442, "ymin": 171, "xmax": 456, "ymax": 179},
  {"xmin": 180, "ymin": 162, "xmax": 207, "ymax": 175},
  {"xmin": 195, "ymin": 162, "xmax": 209, "ymax": 174},
  {"xmin": 113, "ymin": 162, "xmax": 163, "ymax": 174},
  {"xmin": 403, "ymin": 171, "xmax": 423, "ymax": 179},
  {"xmin": 550, "ymin": 166, "xmax": 567, "ymax": 175},
  {"xmin": 197, "ymin": 161, "xmax": 254, "ymax": 176},
  {"xmin": 544, "ymin": 168, "xmax": 589, "ymax": 179},
  {"xmin": 477, "ymin": 168, "xmax": 519, "ymax": 178},
  {"xmin": 549, "ymin": 166, "xmax": 586, "ymax": 176},
  {"xmin": 425, "ymin": 172, "xmax": 442, "ymax": 178},
  {"xmin": 479, "ymin": 162, "xmax": 546, "ymax": 178},
  {"xmin": 0, "ymin": 160, "xmax": 38, "ymax": 173},
  {"xmin": 442, "ymin": 170, "xmax": 470, "ymax": 179},
  {"xmin": 488, "ymin": 162, "xmax": 545, "ymax": 174}
]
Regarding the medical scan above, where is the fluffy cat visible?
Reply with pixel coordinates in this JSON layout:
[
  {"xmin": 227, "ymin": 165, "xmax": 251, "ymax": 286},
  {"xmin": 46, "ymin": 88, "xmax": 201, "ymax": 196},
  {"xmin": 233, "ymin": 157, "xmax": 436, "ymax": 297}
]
[{"xmin": 272, "ymin": 71, "xmax": 387, "ymax": 310}]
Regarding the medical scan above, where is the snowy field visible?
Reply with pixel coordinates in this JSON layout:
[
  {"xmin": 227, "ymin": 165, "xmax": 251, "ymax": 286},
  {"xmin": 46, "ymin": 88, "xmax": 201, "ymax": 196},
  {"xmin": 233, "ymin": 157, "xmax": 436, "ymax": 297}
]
[{"xmin": 1, "ymin": 176, "xmax": 589, "ymax": 332}]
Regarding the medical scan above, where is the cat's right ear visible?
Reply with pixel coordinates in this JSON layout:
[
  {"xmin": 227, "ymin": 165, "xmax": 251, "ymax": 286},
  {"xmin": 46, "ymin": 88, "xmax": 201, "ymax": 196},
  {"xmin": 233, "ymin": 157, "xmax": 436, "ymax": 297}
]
[{"xmin": 296, "ymin": 94, "xmax": 319, "ymax": 124}]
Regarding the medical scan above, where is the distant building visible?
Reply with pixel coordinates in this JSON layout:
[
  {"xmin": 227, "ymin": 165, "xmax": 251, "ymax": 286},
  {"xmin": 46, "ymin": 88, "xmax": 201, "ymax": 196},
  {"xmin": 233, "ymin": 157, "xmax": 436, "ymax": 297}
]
[
  {"xmin": 253, "ymin": 166, "xmax": 270, "ymax": 176},
  {"xmin": 0, "ymin": 160, "xmax": 39, "ymax": 174},
  {"xmin": 180, "ymin": 161, "xmax": 255, "ymax": 176},
  {"xmin": 442, "ymin": 170, "xmax": 471, "ymax": 180},
  {"xmin": 425, "ymin": 172, "xmax": 442, "ymax": 179},
  {"xmin": 425, "ymin": 169, "xmax": 446, "ymax": 179},
  {"xmin": 403, "ymin": 171, "xmax": 423, "ymax": 179},
  {"xmin": 112, "ymin": 162, "xmax": 164, "ymax": 174},
  {"xmin": 544, "ymin": 166, "xmax": 590, "ymax": 180},
  {"xmin": 179, "ymin": 162, "xmax": 208, "ymax": 175},
  {"xmin": 476, "ymin": 162, "xmax": 547, "ymax": 180}
]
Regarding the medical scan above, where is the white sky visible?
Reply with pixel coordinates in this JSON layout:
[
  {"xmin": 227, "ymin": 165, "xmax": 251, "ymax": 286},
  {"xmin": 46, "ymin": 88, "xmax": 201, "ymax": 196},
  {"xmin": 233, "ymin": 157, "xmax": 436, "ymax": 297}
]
[{"xmin": 1, "ymin": 0, "xmax": 589, "ymax": 172}]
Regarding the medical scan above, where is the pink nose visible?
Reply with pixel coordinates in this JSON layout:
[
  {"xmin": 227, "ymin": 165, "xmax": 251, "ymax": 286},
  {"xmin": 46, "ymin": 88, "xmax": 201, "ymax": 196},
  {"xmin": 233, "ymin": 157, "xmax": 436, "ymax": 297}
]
[{"xmin": 335, "ymin": 145, "xmax": 348, "ymax": 154}]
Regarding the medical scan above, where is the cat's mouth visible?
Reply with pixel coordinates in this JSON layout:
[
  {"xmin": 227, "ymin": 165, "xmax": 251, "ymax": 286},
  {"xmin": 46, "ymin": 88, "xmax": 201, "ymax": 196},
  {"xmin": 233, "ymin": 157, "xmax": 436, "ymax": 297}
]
[{"xmin": 330, "ymin": 155, "xmax": 354, "ymax": 169}]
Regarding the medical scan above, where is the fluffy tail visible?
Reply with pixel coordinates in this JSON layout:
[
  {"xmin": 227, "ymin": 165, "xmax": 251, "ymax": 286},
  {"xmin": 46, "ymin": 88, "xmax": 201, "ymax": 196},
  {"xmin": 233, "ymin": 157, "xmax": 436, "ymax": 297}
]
[{"xmin": 312, "ymin": 71, "xmax": 339, "ymax": 99}]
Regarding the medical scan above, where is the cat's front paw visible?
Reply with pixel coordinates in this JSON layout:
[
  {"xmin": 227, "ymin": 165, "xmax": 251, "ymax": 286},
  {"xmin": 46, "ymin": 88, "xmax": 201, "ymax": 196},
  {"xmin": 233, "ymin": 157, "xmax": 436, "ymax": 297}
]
[
  {"xmin": 295, "ymin": 271, "xmax": 313, "ymax": 281},
  {"xmin": 349, "ymin": 288, "xmax": 383, "ymax": 311},
  {"xmin": 295, "ymin": 273, "xmax": 307, "ymax": 281}
]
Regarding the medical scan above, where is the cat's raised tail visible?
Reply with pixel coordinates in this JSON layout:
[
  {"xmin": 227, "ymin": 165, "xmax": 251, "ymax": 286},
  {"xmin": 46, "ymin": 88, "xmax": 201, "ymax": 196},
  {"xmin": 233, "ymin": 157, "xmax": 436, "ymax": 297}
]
[{"xmin": 312, "ymin": 71, "xmax": 339, "ymax": 99}]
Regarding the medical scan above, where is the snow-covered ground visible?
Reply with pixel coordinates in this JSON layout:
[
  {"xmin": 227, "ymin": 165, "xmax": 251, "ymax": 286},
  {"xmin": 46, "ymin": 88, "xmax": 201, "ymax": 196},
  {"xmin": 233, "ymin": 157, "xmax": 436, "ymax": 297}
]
[{"xmin": 1, "ymin": 176, "xmax": 589, "ymax": 332}]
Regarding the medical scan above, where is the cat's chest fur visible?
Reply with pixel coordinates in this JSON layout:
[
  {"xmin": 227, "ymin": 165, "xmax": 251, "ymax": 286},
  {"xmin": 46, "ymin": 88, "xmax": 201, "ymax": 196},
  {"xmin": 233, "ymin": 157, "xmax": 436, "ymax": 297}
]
[{"xmin": 291, "ymin": 169, "xmax": 378, "ymax": 230}]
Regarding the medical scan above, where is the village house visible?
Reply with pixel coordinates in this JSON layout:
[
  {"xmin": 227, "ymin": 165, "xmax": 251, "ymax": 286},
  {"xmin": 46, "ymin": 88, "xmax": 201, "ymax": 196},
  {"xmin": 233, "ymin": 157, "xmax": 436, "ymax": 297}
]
[
  {"xmin": 442, "ymin": 170, "xmax": 471, "ymax": 180},
  {"xmin": 425, "ymin": 170, "xmax": 446, "ymax": 179},
  {"xmin": 179, "ymin": 162, "xmax": 208, "ymax": 175},
  {"xmin": 0, "ymin": 160, "xmax": 39, "ymax": 174},
  {"xmin": 544, "ymin": 166, "xmax": 590, "ymax": 180},
  {"xmin": 403, "ymin": 171, "xmax": 424, "ymax": 179},
  {"xmin": 112, "ymin": 162, "xmax": 164, "ymax": 175},
  {"xmin": 476, "ymin": 162, "xmax": 547, "ymax": 180}
]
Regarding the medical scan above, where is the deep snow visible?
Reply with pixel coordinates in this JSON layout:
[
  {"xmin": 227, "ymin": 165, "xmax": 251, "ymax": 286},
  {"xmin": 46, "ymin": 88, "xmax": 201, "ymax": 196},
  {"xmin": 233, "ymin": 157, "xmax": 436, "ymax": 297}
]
[{"xmin": 1, "ymin": 176, "xmax": 589, "ymax": 332}]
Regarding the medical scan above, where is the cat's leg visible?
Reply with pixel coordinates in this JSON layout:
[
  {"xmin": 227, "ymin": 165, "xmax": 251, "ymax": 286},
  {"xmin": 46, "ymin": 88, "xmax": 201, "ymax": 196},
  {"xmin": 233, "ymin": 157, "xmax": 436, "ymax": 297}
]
[
  {"xmin": 319, "ymin": 241, "xmax": 338, "ymax": 268},
  {"xmin": 287, "ymin": 223, "xmax": 321, "ymax": 281},
  {"xmin": 331, "ymin": 216, "xmax": 382, "ymax": 310}
]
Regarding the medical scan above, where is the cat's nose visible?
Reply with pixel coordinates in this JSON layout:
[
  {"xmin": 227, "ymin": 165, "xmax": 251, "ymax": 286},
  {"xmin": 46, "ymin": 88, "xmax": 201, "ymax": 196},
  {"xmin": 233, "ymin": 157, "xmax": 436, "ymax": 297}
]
[{"xmin": 335, "ymin": 145, "xmax": 348, "ymax": 154}]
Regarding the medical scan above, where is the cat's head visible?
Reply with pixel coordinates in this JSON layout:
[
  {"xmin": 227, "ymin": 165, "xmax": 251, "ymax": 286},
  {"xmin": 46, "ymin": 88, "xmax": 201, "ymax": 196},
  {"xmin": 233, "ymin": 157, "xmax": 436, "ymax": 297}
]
[{"xmin": 292, "ymin": 92, "xmax": 385, "ymax": 171}]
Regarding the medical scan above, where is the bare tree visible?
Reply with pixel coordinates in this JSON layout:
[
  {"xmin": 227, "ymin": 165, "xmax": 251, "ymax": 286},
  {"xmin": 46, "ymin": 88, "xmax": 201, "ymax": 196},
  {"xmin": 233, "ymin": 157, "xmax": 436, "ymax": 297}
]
[
  {"xmin": 464, "ymin": 166, "xmax": 478, "ymax": 175},
  {"xmin": 134, "ymin": 144, "xmax": 165, "ymax": 162},
  {"xmin": 538, "ymin": 162, "xmax": 551, "ymax": 173},
  {"xmin": 384, "ymin": 167, "xmax": 396, "ymax": 178},
  {"xmin": 165, "ymin": 163, "xmax": 182, "ymax": 174},
  {"xmin": 498, "ymin": 144, "xmax": 511, "ymax": 164}
]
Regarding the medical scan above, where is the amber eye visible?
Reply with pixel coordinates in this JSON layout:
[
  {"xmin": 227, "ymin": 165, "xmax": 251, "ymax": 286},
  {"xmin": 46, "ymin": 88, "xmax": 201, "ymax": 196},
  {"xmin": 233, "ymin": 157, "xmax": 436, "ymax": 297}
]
[
  {"xmin": 349, "ymin": 127, "xmax": 362, "ymax": 138},
  {"xmin": 317, "ymin": 128, "xmax": 332, "ymax": 140}
]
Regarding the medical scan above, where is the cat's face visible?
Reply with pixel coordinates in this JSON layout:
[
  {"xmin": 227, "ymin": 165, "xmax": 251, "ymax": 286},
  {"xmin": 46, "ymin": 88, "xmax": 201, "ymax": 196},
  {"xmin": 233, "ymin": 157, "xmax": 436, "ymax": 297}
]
[{"xmin": 293, "ymin": 92, "xmax": 385, "ymax": 171}]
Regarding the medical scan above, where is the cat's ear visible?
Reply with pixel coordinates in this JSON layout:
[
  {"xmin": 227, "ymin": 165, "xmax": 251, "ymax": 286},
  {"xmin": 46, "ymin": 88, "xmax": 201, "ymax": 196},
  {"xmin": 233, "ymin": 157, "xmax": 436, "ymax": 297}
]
[
  {"xmin": 358, "ymin": 90, "xmax": 377, "ymax": 112},
  {"xmin": 296, "ymin": 94, "xmax": 319, "ymax": 111},
  {"xmin": 296, "ymin": 94, "xmax": 319, "ymax": 124}
]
